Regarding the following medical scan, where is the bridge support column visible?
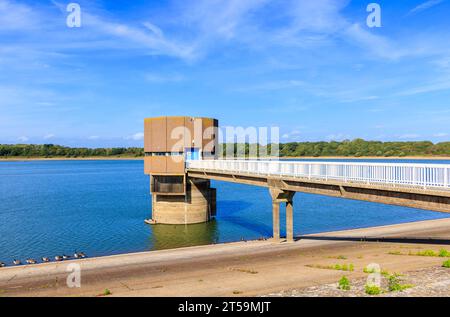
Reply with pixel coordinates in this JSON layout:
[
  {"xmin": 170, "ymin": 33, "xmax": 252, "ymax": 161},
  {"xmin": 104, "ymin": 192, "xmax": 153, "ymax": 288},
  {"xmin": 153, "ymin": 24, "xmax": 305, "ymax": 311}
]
[
  {"xmin": 286, "ymin": 200, "xmax": 294, "ymax": 243},
  {"xmin": 272, "ymin": 201, "xmax": 280, "ymax": 241},
  {"xmin": 269, "ymin": 188, "xmax": 295, "ymax": 243}
]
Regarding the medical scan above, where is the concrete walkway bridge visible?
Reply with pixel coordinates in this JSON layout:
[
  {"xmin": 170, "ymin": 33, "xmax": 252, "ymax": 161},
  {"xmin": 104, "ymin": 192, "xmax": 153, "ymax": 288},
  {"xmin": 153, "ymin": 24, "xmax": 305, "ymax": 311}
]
[{"xmin": 186, "ymin": 159, "xmax": 450, "ymax": 242}]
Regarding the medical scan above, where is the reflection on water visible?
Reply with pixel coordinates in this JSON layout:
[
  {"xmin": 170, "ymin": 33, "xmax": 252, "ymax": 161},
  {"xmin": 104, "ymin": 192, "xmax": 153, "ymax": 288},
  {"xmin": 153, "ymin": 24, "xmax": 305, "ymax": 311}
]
[{"xmin": 149, "ymin": 221, "xmax": 219, "ymax": 250}]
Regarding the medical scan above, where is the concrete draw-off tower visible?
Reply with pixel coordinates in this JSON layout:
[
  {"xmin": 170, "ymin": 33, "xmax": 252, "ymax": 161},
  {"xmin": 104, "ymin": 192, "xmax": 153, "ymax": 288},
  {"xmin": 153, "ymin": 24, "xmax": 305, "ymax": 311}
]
[{"xmin": 144, "ymin": 116, "xmax": 218, "ymax": 224}]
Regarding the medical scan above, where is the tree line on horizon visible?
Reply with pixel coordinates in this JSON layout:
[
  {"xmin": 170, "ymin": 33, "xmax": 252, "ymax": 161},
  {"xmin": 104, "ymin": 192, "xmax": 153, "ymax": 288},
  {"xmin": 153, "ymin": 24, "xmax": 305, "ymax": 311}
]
[
  {"xmin": 0, "ymin": 144, "xmax": 144, "ymax": 158},
  {"xmin": 0, "ymin": 139, "xmax": 449, "ymax": 158},
  {"xmin": 220, "ymin": 139, "xmax": 450, "ymax": 157}
]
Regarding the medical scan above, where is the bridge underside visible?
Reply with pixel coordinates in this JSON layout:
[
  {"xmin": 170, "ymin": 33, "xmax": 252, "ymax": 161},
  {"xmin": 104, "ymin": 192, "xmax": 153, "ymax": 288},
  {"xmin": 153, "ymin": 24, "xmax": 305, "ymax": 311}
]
[
  {"xmin": 188, "ymin": 170, "xmax": 450, "ymax": 213},
  {"xmin": 188, "ymin": 169, "xmax": 450, "ymax": 213},
  {"xmin": 188, "ymin": 169, "xmax": 450, "ymax": 242}
]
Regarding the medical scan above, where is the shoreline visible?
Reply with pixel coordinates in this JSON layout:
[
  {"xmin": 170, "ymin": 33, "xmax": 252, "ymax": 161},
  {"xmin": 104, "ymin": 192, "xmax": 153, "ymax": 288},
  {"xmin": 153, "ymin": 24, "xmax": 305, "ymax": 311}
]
[
  {"xmin": 1, "ymin": 155, "xmax": 450, "ymax": 162},
  {"xmin": 2, "ymin": 218, "xmax": 450, "ymax": 297}
]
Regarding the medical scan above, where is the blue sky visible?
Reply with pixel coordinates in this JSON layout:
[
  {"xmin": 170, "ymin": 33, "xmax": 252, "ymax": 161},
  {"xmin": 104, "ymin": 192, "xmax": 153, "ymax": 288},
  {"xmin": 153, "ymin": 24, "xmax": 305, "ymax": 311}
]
[{"xmin": 0, "ymin": 0, "xmax": 450, "ymax": 147}]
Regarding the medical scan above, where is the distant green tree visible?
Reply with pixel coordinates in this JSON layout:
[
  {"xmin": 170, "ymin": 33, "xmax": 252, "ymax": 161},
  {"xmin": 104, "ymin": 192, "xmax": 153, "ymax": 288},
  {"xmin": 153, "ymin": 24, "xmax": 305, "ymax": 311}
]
[{"xmin": 1, "ymin": 139, "xmax": 449, "ymax": 158}]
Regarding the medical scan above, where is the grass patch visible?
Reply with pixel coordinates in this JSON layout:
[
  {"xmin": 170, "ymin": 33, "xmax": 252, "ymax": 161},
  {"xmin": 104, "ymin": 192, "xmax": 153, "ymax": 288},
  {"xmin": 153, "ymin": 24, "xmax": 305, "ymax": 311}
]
[
  {"xmin": 415, "ymin": 250, "xmax": 438, "ymax": 257},
  {"xmin": 388, "ymin": 249, "xmax": 450, "ymax": 257},
  {"xmin": 363, "ymin": 266, "xmax": 377, "ymax": 274},
  {"xmin": 363, "ymin": 266, "xmax": 388, "ymax": 275},
  {"xmin": 334, "ymin": 263, "xmax": 354, "ymax": 271},
  {"xmin": 442, "ymin": 259, "xmax": 450, "ymax": 268},
  {"xmin": 338, "ymin": 276, "xmax": 351, "ymax": 291},
  {"xmin": 386, "ymin": 273, "xmax": 414, "ymax": 292},
  {"xmin": 328, "ymin": 255, "xmax": 347, "ymax": 260},
  {"xmin": 99, "ymin": 289, "xmax": 112, "ymax": 296},
  {"xmin": 365, "ymin": 284, "xmax": 382, "ymax": 295},
  {"xmin": 363, "ymin": 270, "xmax": 413, "ymax": 294},
  {"xmin": 306, "ymin": 263, "xmax": 354, "ymax": 272}
]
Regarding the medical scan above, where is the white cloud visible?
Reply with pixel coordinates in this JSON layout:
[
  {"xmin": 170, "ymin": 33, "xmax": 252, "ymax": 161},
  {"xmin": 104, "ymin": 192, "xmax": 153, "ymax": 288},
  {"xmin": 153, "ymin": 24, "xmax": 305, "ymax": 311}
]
[
  {"xmin": 43, "ymin": 133, "xmax": 55, "ymax": 140},
  {"xmin": 287, "ymin": 0, "xmax": 348, "ymax": 33},
  {"xmin": 83, "ymin": 13, "xmax": 195, "ymax": 60},
  {"xmin": 281, "ymin": 129, "xmax": 304, "ymax": 140},
  {"xmin": 343, "ymin": 23, "xmax": 407, "ymax": 60},
  {"xmin": 340, "ymin": 95, "xmax": 379, "ymax": 103},
  {"xmin": 235, "ymin": 80, "xmax": 306, "ymax": 92},
  {"xmin": 88, "ymin": 135, "xmax": 100, "ymax": 140},
  {"xmin": 432, "ymin": 57, "xmax": 450, "ymax": 69},
  {"xmin": 0, "ymin": 0, "xmax": 40, "ymax": 31},
  {"xmin": 145, "ymin": 73, "xmax": 185, "ymax": 83},
  {"xmin": 434, "ymin": 132, "xmax": 449, "ymax": 137},
  {"xmin": 326, "ymin": 133, "xmax": 351, "ymax": 141},
  {"xmin": 125, "ymin": 132, "xmax": 144, "ymax": 141},
  {"xmin": 180, "ymin": 0, "xmax": 268, "ymax": 40},
  {"xmin": 408, "ymin": 0, "xmax": 444, "ymax": 15},
  {"xmin": 2, "ymin": 0, "xmax": 445, "ymax": 65},
  {"xmin": 143, "ymin": 22, "xmax": 164, "ymax": 38},
  {"xmin": 36, "ymin": 101, "xmax": 57, "ymax": 107},
  {"xmin": 17, "ymin": 136, "xmax": 29, "ymax": 142},
  {"xmin": 397, "ymin": 79, "xmax": 450, "ymax": 96},
  {"xmin": 398, "ymin": 134, "xmax": 421, "ymax": 140}
]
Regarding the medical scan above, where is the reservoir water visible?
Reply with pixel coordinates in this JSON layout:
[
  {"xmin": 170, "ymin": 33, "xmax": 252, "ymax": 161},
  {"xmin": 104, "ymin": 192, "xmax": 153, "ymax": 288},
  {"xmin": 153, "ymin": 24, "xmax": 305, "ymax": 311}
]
[{"xmin": 1, "ymin": 159, "xmax": 449, "ymax": 261}]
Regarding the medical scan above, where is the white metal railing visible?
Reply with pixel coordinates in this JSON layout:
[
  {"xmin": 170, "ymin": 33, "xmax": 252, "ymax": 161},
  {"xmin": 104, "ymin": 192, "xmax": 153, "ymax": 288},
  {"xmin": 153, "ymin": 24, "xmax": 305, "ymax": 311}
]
[{"xmin": 186, "ymin": 159, "xmax": 450, "ymax": 191}]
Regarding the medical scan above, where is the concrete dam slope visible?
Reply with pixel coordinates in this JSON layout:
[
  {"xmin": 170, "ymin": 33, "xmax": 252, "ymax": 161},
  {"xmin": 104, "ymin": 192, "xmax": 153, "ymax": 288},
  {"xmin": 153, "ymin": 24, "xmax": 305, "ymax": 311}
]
[{"xmin": 2, "ymin": 218, "xmax": 450, "ymax": 297}]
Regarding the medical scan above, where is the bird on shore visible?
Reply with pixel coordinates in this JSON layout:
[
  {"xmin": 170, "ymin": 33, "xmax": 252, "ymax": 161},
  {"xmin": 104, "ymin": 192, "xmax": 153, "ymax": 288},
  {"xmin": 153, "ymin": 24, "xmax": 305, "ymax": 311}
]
[
  {"xmin": 74, "ymin": 252, "xmax": 86, "ymax": 259},
  {"xmin": 0, "ymin": 262, "xmax": 5, "ymax": 267},
  {"xmin": 13, "ymin": 259, "xmax": 21, "ymax": 265},
  {"xmin": 41, "ymin": 257, "xmax": 50, "ymax": 262},
  {"xmin": 26, "ymin": 259, "xmax": 37, "ymax": 265},
  {"xmin": 62, "ymin": 254, "xmax": 71, "ymax": 260},
  {"xmin": 54, "ymin": 255, "xmax": 63, "ymax": 261}
]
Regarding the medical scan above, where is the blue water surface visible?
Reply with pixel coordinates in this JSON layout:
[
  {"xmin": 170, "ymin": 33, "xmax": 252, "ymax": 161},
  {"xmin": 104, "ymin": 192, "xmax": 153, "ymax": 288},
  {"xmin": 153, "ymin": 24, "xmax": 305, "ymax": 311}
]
[{"xmin": 0, "ymin": 159, "xmax": 449, "ymax": 261}]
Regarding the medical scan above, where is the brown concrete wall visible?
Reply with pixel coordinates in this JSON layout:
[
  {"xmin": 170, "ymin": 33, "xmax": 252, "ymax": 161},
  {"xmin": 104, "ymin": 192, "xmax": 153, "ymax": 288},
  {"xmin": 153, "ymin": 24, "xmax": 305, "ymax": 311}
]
[
  {"xmin": 151, "ymin": 178, "xmax": 216, "ymax": 224},
  {"xmin": 144, "ymin": 157, "xmax": 152, "ymax": 175},
  {"xmin": 193, "ymin": 118, "xmax": 204, "ymax": 150},
  {"xmin": 166, "ymin": 156, "xmax": 185, "ymax": 174},
  {"xmin": 144, "ymin": 119, "xmax": 152, "ymax": 152},
  {"xmin": 144, "ymin": 116, "xmax": 219, "ymax": 175},
  {"xmin": 166, "ymin": 116, "xmax": 185, "ymax": 152},
  {"xmin": 145, "ymin": 156, "xmax": 185, "ymax": 175},
  {"xmin": 150, "ymin": 117, "xmax": 167, "ymax": 152},
  {"xmin": 144, "ymin": 156, "xmax": 167, "ymax": 174}
]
